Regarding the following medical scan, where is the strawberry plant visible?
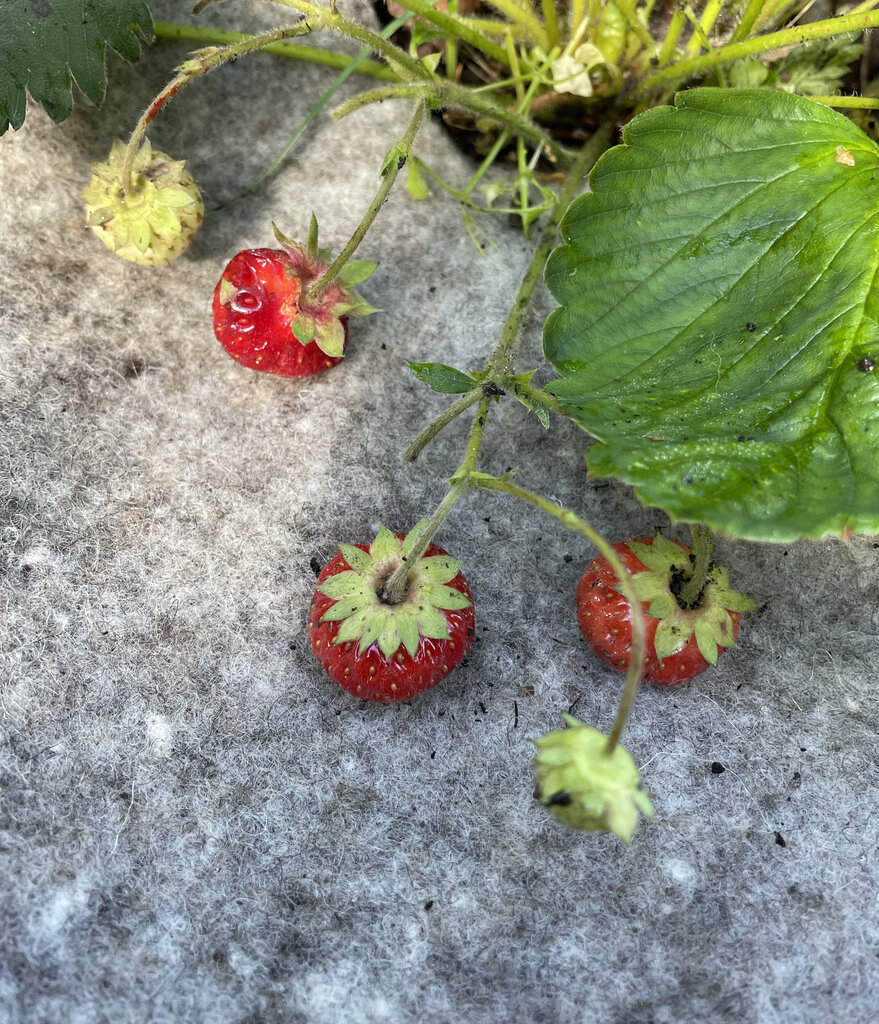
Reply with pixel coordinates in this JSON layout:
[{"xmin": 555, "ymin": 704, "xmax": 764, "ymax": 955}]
[{"xmin": 9, "ymin": 0, "xmax": 879, "ymax": 842}]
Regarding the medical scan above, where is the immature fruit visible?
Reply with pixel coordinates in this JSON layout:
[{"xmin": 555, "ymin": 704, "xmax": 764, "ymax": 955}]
[
  {"xmin": 308, "ymin": 525, "xmax": 475, "ymax": 702},
  {"xmin": 82, "ymin": 139, "xmax": 203, "ymax": 265},
  {"xmin": 533, "ymin": 714, "xmax": 654, "ymax": 843},
  {"xmin": 212, "ymin": 225, "xmax": 377, "ymax": 378},
  {"xmin": 577, "ymin": 534, "xmax": 755, "ymax": 685}
]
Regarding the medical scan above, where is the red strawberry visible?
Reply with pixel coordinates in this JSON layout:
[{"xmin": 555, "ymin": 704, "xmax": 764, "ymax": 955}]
[
  {"xmin": 576, "ymin": 533, "xmax": 755, "ymax": 685},
  {"xmin": 212, "ymin": 223, "xmax": 377, "ymax": 378},
  {"xmin": 308, "ymin": 524, "xmax": 475, "ymax": 702}
]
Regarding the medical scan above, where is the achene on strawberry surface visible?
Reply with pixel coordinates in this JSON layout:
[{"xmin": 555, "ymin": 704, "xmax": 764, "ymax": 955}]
[
  {"xmin": 308, "ymin": 525, "xmax": 475, "ymax": 702},
  {"xmin": 577, "ymin": 534, "xmax": 756, "ymax": 685}
]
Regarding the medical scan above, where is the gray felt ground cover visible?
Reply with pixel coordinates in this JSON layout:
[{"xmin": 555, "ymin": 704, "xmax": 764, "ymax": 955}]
[{"xmin": 1, "ymin": 2, "xmax": 879, "ymax": 1021}]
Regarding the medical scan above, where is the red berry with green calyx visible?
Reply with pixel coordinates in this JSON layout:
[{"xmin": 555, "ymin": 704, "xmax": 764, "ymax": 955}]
[
  {"xmin": 576, "ymin": 533, "xmax": 755, "ymax": 685},
  {"xmin": 212, "ymin": 222, "xmax": 377, "ymax": 378},
  {"xmin": 308, "ymin": 524, "xmax": 475, "ymax": 702}
]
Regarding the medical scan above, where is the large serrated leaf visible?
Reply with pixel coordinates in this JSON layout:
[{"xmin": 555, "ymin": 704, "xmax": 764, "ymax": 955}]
[
  {"xmin": 543, "ymin": 89, "xmax": 879, "ymax": 542},
  {"xmin": 0, "ymin": 0, "xmax": 154, "ymax": 134}
]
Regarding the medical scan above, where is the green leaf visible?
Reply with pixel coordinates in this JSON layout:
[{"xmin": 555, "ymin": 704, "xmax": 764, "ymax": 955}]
[
  {"xmin": 406, "ymin": 361, "xmax": 478, "ymax": 395},
  {"xmin": 0, "ymin": 0, "xmax": 154, "ymax": 135},
  {"xmin": 544, "ymin": 89, "xmax": 879, "ymax": 542}
]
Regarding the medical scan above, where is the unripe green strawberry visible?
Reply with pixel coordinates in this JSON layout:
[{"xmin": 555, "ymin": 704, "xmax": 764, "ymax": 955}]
[
  {"xmin": 82, "ymin": 139, "xmax": 203, "ymax": 265},
  {"xmin": 533, "ymin": 714, "xmax": 654, "ymax": 842}
]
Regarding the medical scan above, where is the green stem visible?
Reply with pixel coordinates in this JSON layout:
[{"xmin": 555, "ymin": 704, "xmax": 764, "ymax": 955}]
[
  {"xmin": 122, "ymin": 22, "xmax": 320, "ymax": 193},
  {"xmin": 384, "ymin": 398, "xmax": 492, "ymax": 603},
  {"xmin": 469, "ymin": 474, "xmax": 646, "ymax": 755},
  {"xmin": 404, "ymin": 389, "xmax": 485, "ymax": 463},
  {"xmin": 542, "ymin": 0, "xmax": 561, "ymax": 51},
  {"xmin": 305, "ymin": 100, "xmax": 428, "ymax": 302},
  {"xmin": 657, "ymin": 9, "xmax": 686, "ymax": 67},
  {"xmin": 482, "ymin": 0, "xmax": 550, "ymax": 47},
  {"xmin": 677, "ymin": 523, "xmax": 715, "ymax": 607},
  {"xmin": 640, "ymin": 9, "xmax": 879, "ymax": 93},
  {"xmin": 508, "ymin": 380, "xmax": 568, "ymax": 415},
  {"xmin": 486, "ymin": 123, "xmax": 613, "ymax": 378},
  {"xmin": 394, "ymin": 0, "xmax": 520, "ymax": 63},
  {"xmin": 613, "ymin": 0, "xmax": 658, "ymax": 54},
  {"xmin": 332, "ymin": 84, "xmax": 434, "ymax": 119},
  {"xmin": 809, "ymin": 94, "xmax": 879, "ymax": 109},
  {"xmin": 728, "ymin": 0, "xmax": 768, "ymax": 43},
  {"xmin": 152, "ymin": 20, "xmax": 398, "ymax": 80},
  {"xmin": 273, "ymin": 0, "xmax": 434, "ymax": 81},
  {"xmin": 440, "ymin": 79, "xmax": 573, "ymax": 167},
  {"xmin": 684, "ymin": 0, "xmax": 725, "ymax": 57}
]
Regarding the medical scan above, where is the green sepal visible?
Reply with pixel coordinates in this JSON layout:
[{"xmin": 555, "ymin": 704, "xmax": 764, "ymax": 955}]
[
  {"xmin": 339, "ymin": 544, "xmax": 372, "ymax": 572},
  {"xmin": 334, "ymin": 294, "xmax": 380, "ymax": 318},
  {"xmin": 417, "ymin": 556, "xmax": 465, "ymax": 584},
  {"xmin": 335, "ymin": 608, "xmax": 376, "ymax": 645},
  {"xmin": 337, "ymin": 260, "xmax": 379, "ymax": 287},
  {"xmin": 306, "ymin": 212, "xmax": 319, "ymax": 261},
  {"xmin": 381, "ymin": 141, "xmax": 411, "ymax": 178},
  {"xmin": 407, "ymin": 362, "xmax": 478, "ymax": 395},
  {"xmin": 406, "ymin": 160, "xmax": 431, "ymax": 200},
  {"xmin": 425, "ymin": 584, "xmax": 472, "ymax": 611},
  {"xmin": 317, "ymin": 570, "xmax": 363, "ymax": 600},
  {"xmin": 378, "ymin": 620, "xmax": 402, "ymax": 660},
  {"xmin": 370, "ymin": 526, "xmax": 403, "ymax": 562},
  {"xmin": 292, "ymin": 313, "xmax": 316, "ymax": 346},
  {"xmin": 313, "ymin": 319, "xmax": 346, "ymax": 359},
  {"xmin": 398, "ymin": 617, "xmax": 421, "ymax": 658},
  {"xmin": 319, "ymin": 595, "xmax": 368, "ymax": 622},
  {"xmin": 415, "ymin": 603, "xmax": 451, "ymax": 641}
]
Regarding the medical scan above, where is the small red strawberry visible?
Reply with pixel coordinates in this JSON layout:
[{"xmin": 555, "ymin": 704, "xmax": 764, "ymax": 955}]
[
  {"xmin": 577, "ymin": 533, "xmax": 755, "ymax": 685},
  {"xmin": 212, "ymin": 222, "xmax": 377, "ymax": 378},
  {"xmin": 308, "ymin": 524, "xmax": 475, "ymax": 702}
]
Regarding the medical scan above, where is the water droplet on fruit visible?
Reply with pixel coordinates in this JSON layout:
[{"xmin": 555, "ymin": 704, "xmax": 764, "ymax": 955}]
[{"xmin": 230, "ymin": 288, "xmax": 263, "ymax": 313}]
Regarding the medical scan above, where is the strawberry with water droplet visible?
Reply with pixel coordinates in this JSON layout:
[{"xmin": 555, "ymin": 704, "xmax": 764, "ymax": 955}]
[{"xmin": 212, "ymin": 220, "xmax": 377, "ymax": 377}]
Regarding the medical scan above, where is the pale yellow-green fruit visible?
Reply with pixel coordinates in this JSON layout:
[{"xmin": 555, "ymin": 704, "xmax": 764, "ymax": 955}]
[
  {"xmin": 533, "ymin": 715, "xmax": 654, "ymax": 843},
  {"xmin": 82, "ymin": 139, "xmax": 204, "ymax": 266}
]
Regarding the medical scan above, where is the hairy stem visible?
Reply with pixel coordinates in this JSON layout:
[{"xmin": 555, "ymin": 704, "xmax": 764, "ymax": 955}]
[
  {"xmin": 640, "ymin": 9, "xmax": 879, "ymax": 93},
  {"xmin": 404, "ymin": 389, "xmax": 485, "ymax": 463},
  {"xmin": 152, "ymin": 20, "xmax": 398, "ymax": 80},
  {"xmin": 122, "ymin": 22, "xmax": 320, "ymax": 193},
  {"xmin": 470, "ymin": 474, "xmax": 647, "ymax": 755},
  {"xmin": 305, "ymin": 100, "xmax": 428, "ymax": 302},
  {"xmin": 486, "ymin": 123, "xmax": 613, "ymax": 378},
  {"xmin": 676, "ymin": 523, "xmax": 715, "ymax": 608},
  {"xmin": 273, "ymin": 0, "xmax": 434, "ymax": 81},
  {"xmin": 383, "ymin": 399, "xmax": 492, "ymax": 603}
]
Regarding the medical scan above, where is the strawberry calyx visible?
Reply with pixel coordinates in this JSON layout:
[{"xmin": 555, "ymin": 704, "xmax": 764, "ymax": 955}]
[
  {"xmin": 623, "ymin": 533, "xmax": 756, "ymax": 666},
  {"xmin": 317, "ymin": 522, "xmax": 472, "ymax": 660},
  {"xmin": 267, "ymin": 223, "xmax": 379, "ymax": 358}
]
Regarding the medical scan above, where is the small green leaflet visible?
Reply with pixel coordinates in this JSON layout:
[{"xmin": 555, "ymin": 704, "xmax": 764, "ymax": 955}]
[
  {"xmin": 0, "ymin": 0, "xmax": 154, "ymax": 135},
  {"xmin": 407, "ymin": 361, "xmax": 478, "ymax": 394},
  {"xmin": 544, "ymin": 89, "xmax": 879, "ymax": 542}
]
